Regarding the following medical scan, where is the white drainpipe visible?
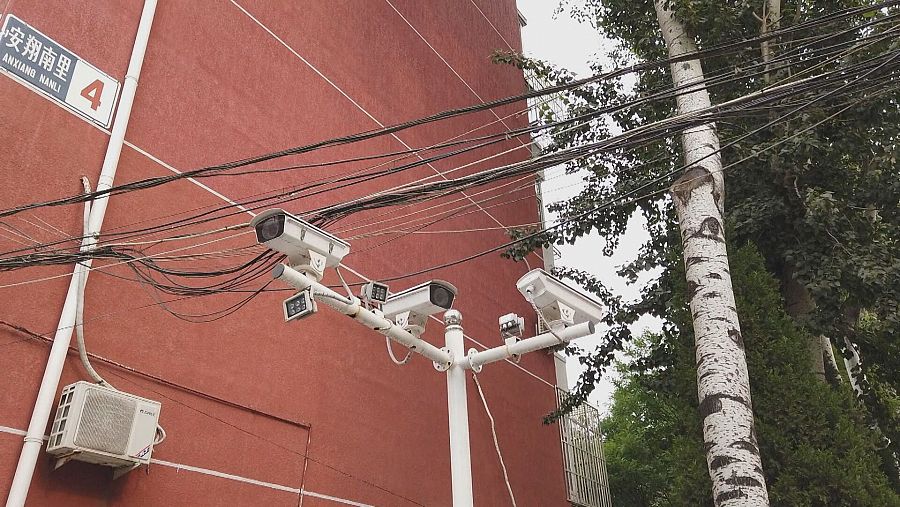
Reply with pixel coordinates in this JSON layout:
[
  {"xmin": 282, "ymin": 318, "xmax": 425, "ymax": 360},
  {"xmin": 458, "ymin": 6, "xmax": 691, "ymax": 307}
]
[{"xmin": 5, "ymin": 1, "xmax": 158, "ymax": 505}]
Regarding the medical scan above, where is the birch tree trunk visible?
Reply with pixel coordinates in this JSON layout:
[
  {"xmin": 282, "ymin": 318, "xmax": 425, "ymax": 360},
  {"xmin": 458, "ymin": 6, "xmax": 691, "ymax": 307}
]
[
  {"xmin": 760, "ymin": 0, "xmax": 829, "ymax": 380},
  {"xmin": 821, "ymin": 335, "xmax": 842, "ymax": 382},
  {"xmin": 759, "ymin": 0, "xmax": 781, "ymax": 83},
  {"xmin": 654, "ymin": 3, "xmax": 770, "ymax": 505},
  {"xmin": 842, "ymin": 336, "xmax": 864, "ymax": 396},
  {"xmin": 841, "ymin": 306, "xmax": 863, "ymax": 396},
  {"xmin": 782, "ymin": 266, "xmax": 828, "ymax": 381}
]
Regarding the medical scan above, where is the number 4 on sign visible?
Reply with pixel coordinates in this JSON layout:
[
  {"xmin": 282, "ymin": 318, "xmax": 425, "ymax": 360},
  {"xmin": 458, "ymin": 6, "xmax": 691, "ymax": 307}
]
[{"xmin": 80, "ymin": 79, "xmax": 104, "ymax": 111}]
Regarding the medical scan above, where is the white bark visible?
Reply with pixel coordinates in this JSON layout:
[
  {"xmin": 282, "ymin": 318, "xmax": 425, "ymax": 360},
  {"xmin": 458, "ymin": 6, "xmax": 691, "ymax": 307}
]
[
  {"xmin": 805, "ymin": 337, "xmax": 828, "ymax": 381},
  {"xmin": 821, "ymin": 335, "xmax": 841, "ymax": 382},
  {"xmin": 842, "ymin": 335, "xmax": 864, "ymax": 397},
  {"xmin": 760, "ymin": 0, "xmax": 781, "ymax": 83},
  {"xmin": 842, "ymin": 336, "xmax": 898, "ymax": 480},
  {"xmin": 782, "ymin": 267, "xmax": 828, "ymax": 381},
  {"xmin": 655, "ymin": 3, "xmax": 770, "ymax": 506}
]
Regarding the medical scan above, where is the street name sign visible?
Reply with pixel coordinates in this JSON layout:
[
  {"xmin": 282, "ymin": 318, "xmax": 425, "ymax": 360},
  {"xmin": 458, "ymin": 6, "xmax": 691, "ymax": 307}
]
[{"xmin": 0, "ymin": 14, "xmax": 120, "ymax": 128}]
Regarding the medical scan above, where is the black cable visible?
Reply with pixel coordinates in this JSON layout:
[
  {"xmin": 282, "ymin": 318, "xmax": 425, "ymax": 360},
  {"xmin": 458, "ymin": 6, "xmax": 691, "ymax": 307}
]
[
  {"xmin": 2, "ymin": 13, "xmax": 895, "ymax": 259},
  {"xmin": 9, "ymin": 72, "xmax": 892, "ymax": 328},
  {"xmin": 361, "ymin": 68, "xmax": 900, "ymax": 284},
  {"xmin": 1, "ymin": 20, "xmax": 896, "ymax": 311},
  {"xmin": 3, "ymin": 52, "xmax": 897, "ymax": 278},
  {"xmin": 0, "ymin": 0, "xmax": 894, "ymax": 222}
]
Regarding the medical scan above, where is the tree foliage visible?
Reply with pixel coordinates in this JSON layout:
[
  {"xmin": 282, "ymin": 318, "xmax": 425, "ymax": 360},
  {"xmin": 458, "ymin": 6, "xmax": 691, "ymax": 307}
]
[
  {"xmin": 507, "ymin": 0, "xmax": 899, "ymax": 483},
  {"xmin": 499, "ymin": 0, "xmax": 900, "ymax": 498},
  {"xmin": 602, "ymin": 245, "xmax": 899, "ymax": 505}
]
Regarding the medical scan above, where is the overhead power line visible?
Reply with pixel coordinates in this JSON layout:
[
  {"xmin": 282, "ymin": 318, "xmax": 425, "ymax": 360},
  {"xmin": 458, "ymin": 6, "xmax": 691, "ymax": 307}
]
[
  {"xmin": 0, "ymin": 5, "xmax": 895, "ymax": 328},
  {"xmin": 1, "ymin": 10, "xmax": 895, "ymax": 260},
  {"xmin": 0, "ymin": 0, "xmax": 894, "ymax": 223}
]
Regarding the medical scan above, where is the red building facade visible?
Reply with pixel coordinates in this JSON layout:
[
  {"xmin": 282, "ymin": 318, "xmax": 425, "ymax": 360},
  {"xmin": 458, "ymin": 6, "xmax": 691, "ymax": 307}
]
[{"xmin": 0, "ymin": 1, "xmax": 567, "ymax": 505}]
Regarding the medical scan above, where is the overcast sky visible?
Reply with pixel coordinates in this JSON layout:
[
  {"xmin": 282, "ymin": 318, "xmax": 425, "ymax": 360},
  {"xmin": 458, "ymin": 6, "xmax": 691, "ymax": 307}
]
[{"xmin": 517, "ymin": 0, "xmax": 662, "ymax": 411}]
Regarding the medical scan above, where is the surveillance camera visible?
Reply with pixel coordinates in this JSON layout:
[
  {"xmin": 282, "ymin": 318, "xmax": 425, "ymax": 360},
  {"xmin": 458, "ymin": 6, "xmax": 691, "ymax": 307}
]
[
  {"xmin": 516, "ymin": 269, "xmax": 604, "ymax": 327},
  {"xmin": 360, "ymin": 281, "xmax": 390, "ymax": 305},
  {"xmin": 283, "ymin": 290, "xmax": 317, "ymax": 322},
  {"xmin": 499, "ymin": 313, "xmax": 525, "ymax": 339},
  {"xmin": 250, "ymin": 209, "xmax": 350, "ymax": 280},
  {"xmin": 381, "ymin": 280, "xmax": 458, "ymax": 336}
]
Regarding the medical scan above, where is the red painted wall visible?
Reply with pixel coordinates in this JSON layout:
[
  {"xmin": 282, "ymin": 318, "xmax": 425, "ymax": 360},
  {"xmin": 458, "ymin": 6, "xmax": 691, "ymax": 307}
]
[{"xmin": 0, "ymin": 1, "xmax": 566, "ymax": 505}]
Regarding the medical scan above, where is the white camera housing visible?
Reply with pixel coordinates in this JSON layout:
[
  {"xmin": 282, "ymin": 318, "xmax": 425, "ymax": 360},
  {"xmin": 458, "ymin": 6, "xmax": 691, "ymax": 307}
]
[
  {"xmin": 516, "ymin": 269, "xmax": 604, "ymax": 327},
  {"xmin": 250, "ymin": 209, "xmax": 350, "ymax": 281},
  {"xmin": 360, "ymin": 281, "xmax": 390, "ymax": 305},
  {"xmin": 499, "ymin": 313, "xmax": 525, "ymax": 339},
  {"xmin": 283, "ymin": 290, "xmax": 317, "ymax": 322},
  {"xmin": 381, "ymin": 280, "xmax": 458, "ymax": 336}
]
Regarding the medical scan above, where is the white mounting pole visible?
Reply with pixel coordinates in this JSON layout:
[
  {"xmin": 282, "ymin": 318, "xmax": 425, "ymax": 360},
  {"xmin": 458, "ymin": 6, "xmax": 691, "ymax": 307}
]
[
  {"xmin": 273, "ymin": 264, "xmax": 601, "ymax": 506},
  {"xmin": 444, "ymin": 310, "xmax": 474, "ymax": 507},
  {"xmin": 272, "ymin": 264, "xmax": 452, "ymax": 366},
  {"xmin": 5, "ymin": 2, "xmax": 157, "ymax": 505},
  {"xmin": 464, "ymin": 321, "xmax": 594, "ymax": 371}
]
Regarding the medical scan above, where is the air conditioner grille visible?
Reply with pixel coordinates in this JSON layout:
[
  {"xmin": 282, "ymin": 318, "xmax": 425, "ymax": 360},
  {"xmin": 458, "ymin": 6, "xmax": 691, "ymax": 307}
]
[
  {"xmin": 48, "ymin": 386, "xmax": 76, "ymax": 449},
  {"xmin": 75, "ymin": 389, "xmax": 136, "ymax": 455}
]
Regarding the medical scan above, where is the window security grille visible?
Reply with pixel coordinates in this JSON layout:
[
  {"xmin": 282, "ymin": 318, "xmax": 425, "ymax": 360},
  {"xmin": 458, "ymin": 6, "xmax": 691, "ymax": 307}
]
[{"xmin": 556, "ymin": 389, "xmax": 613, "ymax": 507}]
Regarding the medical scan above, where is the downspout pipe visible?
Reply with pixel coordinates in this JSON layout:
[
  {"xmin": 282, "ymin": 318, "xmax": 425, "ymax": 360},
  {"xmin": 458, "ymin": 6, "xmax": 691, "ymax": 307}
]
[{"xmin": 5, "ymin": 1, "xmax": 158, "ymax": 505}]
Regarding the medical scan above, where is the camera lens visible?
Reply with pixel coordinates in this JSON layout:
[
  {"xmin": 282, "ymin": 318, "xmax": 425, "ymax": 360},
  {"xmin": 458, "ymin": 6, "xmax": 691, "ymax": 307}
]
[
  {"xmin": 256, "ymin": 215, "xmax": 285, "ymax": 242},
  {"xmin": 430, "ymin": 284, "xmax": 455, "ymax": 309}
]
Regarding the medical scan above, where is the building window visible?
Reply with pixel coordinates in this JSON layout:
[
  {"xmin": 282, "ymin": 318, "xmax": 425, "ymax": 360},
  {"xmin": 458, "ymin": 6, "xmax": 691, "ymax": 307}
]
[{"xmin": 556, "ymin": 389, "xmax": 612, "ymax": 507}]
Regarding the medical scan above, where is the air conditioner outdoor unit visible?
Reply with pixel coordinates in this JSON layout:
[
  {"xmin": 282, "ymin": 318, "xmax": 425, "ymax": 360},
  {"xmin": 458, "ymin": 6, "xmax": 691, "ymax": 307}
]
[{"xmin": 46, "ymin": 382, "xmax": 161, "ymax": 475}]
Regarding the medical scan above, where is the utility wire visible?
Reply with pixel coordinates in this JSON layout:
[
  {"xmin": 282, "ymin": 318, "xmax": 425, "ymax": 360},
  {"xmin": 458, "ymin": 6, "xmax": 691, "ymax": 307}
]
[
  {"xmin": 0, "ymin": 1, "xmax": 893, "ymax": 223},
  {"xmin": 2, "ymin": 12, "xmax": 894, "ymax": 259},
  {"xmin": 472, "ymin": 372, "xmax": 517, "ymax": 506},
  {"xmin": 1, "ymin": 16, "xmax": 896, "ymax": 314},
  {"xmin": 2, "ymin": 51, "xmax": 896, "ymax": 291}
]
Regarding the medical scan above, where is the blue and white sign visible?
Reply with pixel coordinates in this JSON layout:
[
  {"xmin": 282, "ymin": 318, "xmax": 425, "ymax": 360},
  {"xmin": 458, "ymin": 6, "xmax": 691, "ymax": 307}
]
[{"xmin": 0, "ymin": 14, "xmax": 120, "ymax": 128}]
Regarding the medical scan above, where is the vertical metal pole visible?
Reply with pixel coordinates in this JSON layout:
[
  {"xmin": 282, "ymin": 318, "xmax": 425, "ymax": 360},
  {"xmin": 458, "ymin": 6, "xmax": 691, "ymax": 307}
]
[
  {"xmin": 5, "ymin": 2, "xmax": 158, "ymax": 505},
  {"xmin": 444, "ymin": 310, "xmax": 474, "ymax": 507}
]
